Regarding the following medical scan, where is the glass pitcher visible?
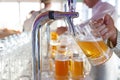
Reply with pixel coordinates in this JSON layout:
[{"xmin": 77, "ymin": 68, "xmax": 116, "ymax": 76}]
[{"xmin": 74, "ymin": 22, "xmax": 113, "ymax": 66}]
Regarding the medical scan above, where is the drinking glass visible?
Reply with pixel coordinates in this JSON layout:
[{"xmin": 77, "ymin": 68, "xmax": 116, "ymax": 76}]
[
  {"xmin": 55, "ymin": 59, "xmax": 69, "ymax": 80},
  {"xmin": 50, "ymin": 31, "xmax": 59, "ymax": 59},
  {"xmin": 70, "ymin": 52, "xmax": 85, "ymax": 80},
  {"xmin": 74, "ymin": 23, "xmax": 113, "ymax": 66},
  {"xmin": 54, "ymin": 43, "xmax": 69, "ymax": 80}
]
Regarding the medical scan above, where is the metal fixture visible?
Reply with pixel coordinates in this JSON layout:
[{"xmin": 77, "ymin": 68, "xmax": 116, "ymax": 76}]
[{"xmin": 32, "ymin": 11, "xmax": 78, "ymax": 80}]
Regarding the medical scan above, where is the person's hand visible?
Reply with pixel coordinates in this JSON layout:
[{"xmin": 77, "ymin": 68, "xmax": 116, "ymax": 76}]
[
  {"xmin": 56, "ymin": 26, "xmax": 67, "ymax": 35},
  {"xmin": 92, "ymin": 14, "xmax": 117, "ymax": 47}
]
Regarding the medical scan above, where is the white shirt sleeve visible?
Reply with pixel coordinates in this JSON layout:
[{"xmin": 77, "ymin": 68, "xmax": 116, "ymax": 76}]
[
  {"xmin": 92, "ymin": 2, "xmax": 116, "ymax": 21},
  {"xmin": 113, "ymin": 31, "xmax": 120, "ymax": 57}
]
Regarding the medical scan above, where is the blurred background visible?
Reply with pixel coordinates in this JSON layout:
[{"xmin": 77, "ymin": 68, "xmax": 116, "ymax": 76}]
[
  {"xmin": 0, "ymin": 0, "xmax": 120, "ymax": 80},
  {"xmin": 0, "ymin": 0, "xmax": 120, "ymax": 31}
]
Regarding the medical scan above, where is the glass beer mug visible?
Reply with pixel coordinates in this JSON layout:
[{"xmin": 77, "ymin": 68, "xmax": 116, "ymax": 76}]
[
  {"xmin": 70, "ymin": 51, "xmax": 85, "ymax": 80},
  {"xmin": 55, "ymin": 46, "xmax": 69, "ymax": 80},
  {"xmin": 74, "ymin": 22, "xmax": 113, "ymax": 66}
]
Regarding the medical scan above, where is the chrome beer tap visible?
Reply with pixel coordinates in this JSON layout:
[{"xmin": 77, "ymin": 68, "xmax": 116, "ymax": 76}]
[
  {"xmin": 66, "ymin": 0, "xmax": 77, "ymax": 36},
  {"xmin": 32, "ymin": 11, "xmax": 78, "ymax": 80}
]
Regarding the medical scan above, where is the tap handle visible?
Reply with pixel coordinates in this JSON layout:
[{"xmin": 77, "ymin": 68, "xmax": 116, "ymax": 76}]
[
  {"xmin": 68, "ymin": 0, "xmax": 77, "ymax": 12},
  {"xmin": 67, "ymin": 0, "xmax": 77, "ymax": 36}
]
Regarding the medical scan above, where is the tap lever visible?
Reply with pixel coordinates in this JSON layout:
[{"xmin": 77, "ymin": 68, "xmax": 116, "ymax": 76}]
[{"xmin": 68, "ymin": 0, "xmax": 77, "ymax": 12}]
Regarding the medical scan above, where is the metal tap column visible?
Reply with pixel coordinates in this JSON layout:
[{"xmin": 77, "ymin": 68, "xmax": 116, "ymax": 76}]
[{"xmin": 32, "ymin": 11, "xmax": 78, "ymax": 80}]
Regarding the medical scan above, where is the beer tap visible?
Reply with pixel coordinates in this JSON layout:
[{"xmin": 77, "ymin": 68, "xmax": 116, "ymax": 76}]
[
  {"xmin": 66, "ymin": 0, "xmax": 77, "ymax": 36},
  {"xmin": 32, "ymin": 11, "xmax": 78, "ymax": 80}
]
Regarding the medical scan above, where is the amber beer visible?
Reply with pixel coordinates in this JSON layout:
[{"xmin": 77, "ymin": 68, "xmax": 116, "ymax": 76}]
[
  {"xmin": 55, "ymin": 60, "xmax": 69, "ymax": 80},
  {"xmin": 70, "ymin": 60, "xmax": 84, "ymax": 79},
  {"xmin": 77, "ymin": 39, "xmax": 112, "ymax": 65},
  {"xmin": 50, "ymin": 31, "xmax": 58, "ymax": 59},
  {"xmin": 50, "ymin": 45, "xmax": 58, "ymax": 58},
  {"xmin": 50, "ymin": 31, "xmax": 58, "ymax": 40}
]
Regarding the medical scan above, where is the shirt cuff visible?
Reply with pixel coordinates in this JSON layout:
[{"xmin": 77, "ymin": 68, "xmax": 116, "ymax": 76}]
[{"xmin": 112, "ymin": 31, "xmax": 120, "ymax": 56}]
